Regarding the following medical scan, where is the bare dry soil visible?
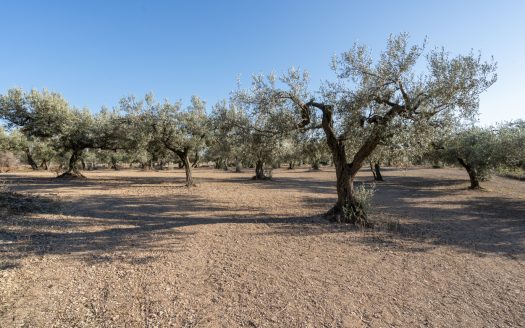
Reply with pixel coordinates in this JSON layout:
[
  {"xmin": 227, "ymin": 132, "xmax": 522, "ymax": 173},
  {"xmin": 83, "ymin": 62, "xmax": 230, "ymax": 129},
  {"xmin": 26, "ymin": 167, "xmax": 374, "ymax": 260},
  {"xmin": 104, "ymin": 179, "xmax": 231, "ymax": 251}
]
[{"xmin": 1, "ymin": 167, "xmax": 524, "ymax": 327}]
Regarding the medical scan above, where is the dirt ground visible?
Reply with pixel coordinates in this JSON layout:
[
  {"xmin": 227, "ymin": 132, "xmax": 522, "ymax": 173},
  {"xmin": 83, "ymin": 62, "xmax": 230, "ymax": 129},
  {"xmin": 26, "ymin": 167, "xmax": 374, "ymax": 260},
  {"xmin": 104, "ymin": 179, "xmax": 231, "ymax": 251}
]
[{"xmin": 0, "ymin": 166, "xmax": 524, "ymax": 327}]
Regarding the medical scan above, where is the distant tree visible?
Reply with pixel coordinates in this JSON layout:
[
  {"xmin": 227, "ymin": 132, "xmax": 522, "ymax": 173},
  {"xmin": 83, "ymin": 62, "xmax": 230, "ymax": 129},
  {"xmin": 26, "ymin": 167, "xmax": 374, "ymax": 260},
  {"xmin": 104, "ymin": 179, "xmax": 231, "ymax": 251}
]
[
  {"xmin": 233, "ymin": 73, "xmax": 301, "ymax": 179},
  {"xmin": 279, "ymin": 132, "xmax": 304, "ymax": 170},
  {"xmin": 209, "ymin": 101, "xmax": 247, "ymax": 172},
  {"xmin": 301, "ymin": 133, "xmax": 330, "ymax": 170},
  {"xmin": 0, "ymin": 89, "xmax": 127, "ymax": 177},
  {"xmin": 4, "ymin": 130, "xmax": 39, "ymax": 170},
  {"xmin": 437, "ymin": 127, "xmax": 498, "ymax": 189},
  {"xmin": 365, "ymin": 117, "xmax": 438, "ymax": 181},
  {"xmin": 0, "ymin": 128, "xmax": 19, "ymax": 171},
  {"xmin": 495, "ymin": 120, "xmax": 525, "ymax": 173},
  {"xmin": 134, "ymin": 94, "xmax": 209, "ymax": 186},
  {"xmin": 249, "ymin": 34, "xmax": 496, "ymax": 225}
]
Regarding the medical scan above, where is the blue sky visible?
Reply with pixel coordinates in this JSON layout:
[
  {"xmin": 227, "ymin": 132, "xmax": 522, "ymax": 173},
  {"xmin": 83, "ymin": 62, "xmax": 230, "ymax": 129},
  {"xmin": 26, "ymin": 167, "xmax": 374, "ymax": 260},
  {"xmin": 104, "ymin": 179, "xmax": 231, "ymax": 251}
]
[{"xmin": 1, "ymin": 0, "xmax": 523, "ymax": 124}]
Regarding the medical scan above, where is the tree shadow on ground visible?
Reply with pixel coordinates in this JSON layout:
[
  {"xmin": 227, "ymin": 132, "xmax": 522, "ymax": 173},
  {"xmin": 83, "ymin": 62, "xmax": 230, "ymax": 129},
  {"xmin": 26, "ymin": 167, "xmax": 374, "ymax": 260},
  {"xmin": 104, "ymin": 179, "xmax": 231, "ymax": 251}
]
[
  {"xmin": 0, "ymin": 175, "xmax": 321, "ymax": 269},
  {"xmin": 269, "ymin": 174, "xmax": 525, "ymax": 258},
  {"xmin": 1, "ymin": 170, "xmax": 524, "ymax": 270}
]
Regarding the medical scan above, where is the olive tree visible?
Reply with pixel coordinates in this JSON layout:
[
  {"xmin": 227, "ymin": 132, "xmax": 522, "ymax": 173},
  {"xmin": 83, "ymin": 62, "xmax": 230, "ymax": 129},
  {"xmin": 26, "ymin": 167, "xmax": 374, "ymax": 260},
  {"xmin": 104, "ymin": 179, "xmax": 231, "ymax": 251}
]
[
  {"xmin": 0, "ymin": 128, "xmax": 20, "ymax": 170},
  {"xmin": 134, "ymin": 94, "xmax": 209, "ymax": 186},
  {"xmin": 301, "ymin": 132, "xmax": 330, "ymax": 170},
  {"xmin": 0, "ymin": 89, "xmax": 81, "ymax": 176},
  {"xmin": 436, "ymin": 127, "xmax": 498, "ymax": 189},
  {"xmin": 233, "ymin": 73, "xmax": 304, "ymax": 179},
  {"xmin": 0, "ymin": 89, "xmax": 129, "ymax": 177},
  {"xmin": 208, "ymin": 100, "xmax": 248, "ymax": 171},
  {"xmin": 495, "ymin": 120, "xmax": 525, "ymax": 173},
  {"xmin": 252, "ymin": 34, "xmax": 496, "ymax": 225},
  {"xmin": 280, "ymin": 132, "xmax": 305, "ymax": 170}
]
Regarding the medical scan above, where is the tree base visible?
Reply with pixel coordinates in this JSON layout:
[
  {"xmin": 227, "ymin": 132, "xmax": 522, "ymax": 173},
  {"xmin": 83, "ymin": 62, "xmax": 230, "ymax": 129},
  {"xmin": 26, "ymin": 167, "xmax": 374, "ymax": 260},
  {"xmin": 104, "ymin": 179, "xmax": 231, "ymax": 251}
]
[
  {"xmin": 57, "ymin": 171, "xmax": 86, "ymax": 179},
  {"xmin": 252, "ymin": 175, "xmax": 271, "ymax": 180},
  {"xmin": 325, "ymin": 205, "xmax": 373, "ymax": 228}
]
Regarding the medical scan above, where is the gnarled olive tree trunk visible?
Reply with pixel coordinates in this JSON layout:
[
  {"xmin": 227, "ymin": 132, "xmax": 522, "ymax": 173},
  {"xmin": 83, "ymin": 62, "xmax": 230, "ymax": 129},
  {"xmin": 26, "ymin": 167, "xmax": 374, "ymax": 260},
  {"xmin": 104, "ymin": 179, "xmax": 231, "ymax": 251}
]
[
  {"xmin": 457, "ymin": 158, "xmax": 481, "ymax": 189},
  {"xmin": 191, "ymin": 150, "xmax": 200, "ymax": 168},
  {"xmin": 253, "ymin": 160, "xmax": 269, "ymax": 180},
  {"xmin": 110, "ymin": 156, "xmax": 119, "ymax": 170},
  {"xmin": 304, "ymin": 101, "xmax": 380, "ymax": 226},
  {"xmin": 370, "ymin": 161, "xmax": 383, "ymax": 181},
  {"xmin": 176, "ymin": 150, "xmax": 194, "ymax": 187},
  {"xmin": 58, "ymin": 150, "xmax": 85, "ymax": 178},
  {"xmin": 25, "ymin": 149, "xmax": 39, "ymax": 170},
  {"xmin": 40, "ymin": 159, "xmax": 49, "ymax": 170}
]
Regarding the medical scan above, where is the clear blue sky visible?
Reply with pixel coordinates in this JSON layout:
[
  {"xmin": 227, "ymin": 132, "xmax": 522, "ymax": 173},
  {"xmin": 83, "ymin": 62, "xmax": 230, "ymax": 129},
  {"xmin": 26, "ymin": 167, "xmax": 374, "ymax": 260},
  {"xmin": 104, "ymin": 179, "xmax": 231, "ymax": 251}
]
[{"xmin": 1, "ymin": 0, "xmax": 523, "ymax": 124}]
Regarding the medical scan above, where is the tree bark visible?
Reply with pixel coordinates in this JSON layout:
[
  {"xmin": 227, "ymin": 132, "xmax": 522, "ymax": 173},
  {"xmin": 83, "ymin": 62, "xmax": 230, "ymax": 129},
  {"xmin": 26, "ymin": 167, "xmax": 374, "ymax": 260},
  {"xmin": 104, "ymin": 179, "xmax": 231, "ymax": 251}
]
[
  {"xmin": 285, "ymin": 96, "xmax": 383, "ymax": 226},
  {"xmin": 177, "ymin": 151, "xmax": 195, "ymax": 187},
  {"xmin": 371, "ymin": 162, "xmax": 383, "ymax": 181},
  {"xmin": 253, "ymin": 160, "xmax": 269, "ymax": 180},
  {"xmin": 288, "ymin": 161, "xmax": 295, "ymax": 170},
  {"xmin": 311, "ymin": 160, "xmax": 320, "ymax": 170},
  {"xmin": 315, "ymin": 105, "xmax": 360, "ymax": 224},
  {"xmin": 191, "ymin": 151, "xmax": 199, "ymax": 168},
  {"xmin": 25, "ymin": 149, "xmax": 39, "ymax": 170},
  {"xmin": 110, "ymin": 156, "xmax": 119, "ymax": 170},
  {"xmin": 58, "ymin": 150, "xmax": 85, "ymax": 178},
  {"xmin": 40, "ymin": 159, "xmax": 48, "ymax": 170},
  {"xmin": 317, "ymin": 103, "xmax": 378, "ymax": 226},
  {"xmin": 457, "ymin": 158, "xmax": 481, "ymax": 189}
]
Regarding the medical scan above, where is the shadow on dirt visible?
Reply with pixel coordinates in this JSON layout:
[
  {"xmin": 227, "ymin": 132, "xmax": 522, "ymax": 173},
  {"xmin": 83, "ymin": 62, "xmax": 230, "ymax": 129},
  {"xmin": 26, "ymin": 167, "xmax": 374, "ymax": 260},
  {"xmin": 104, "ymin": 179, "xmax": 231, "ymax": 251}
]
[
  {"xmin": 1, "ymin": 169, "xmax": 524, "ymax": 270},
  {"xmin": 268, "ymin": 174, "xmax": 525, "ymax": 258}
]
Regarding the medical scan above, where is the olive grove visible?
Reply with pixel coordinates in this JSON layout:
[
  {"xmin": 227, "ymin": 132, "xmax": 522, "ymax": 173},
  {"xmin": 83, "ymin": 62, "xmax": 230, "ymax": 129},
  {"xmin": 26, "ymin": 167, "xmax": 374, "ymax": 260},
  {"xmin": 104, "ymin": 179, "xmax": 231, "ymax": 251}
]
[
  {"xmin": 0, "ymin": 34, "xmax": 504, "ymax": 226},
  {"xmin": 240, "ymin": 34, "xmax": 497, "ymax": 224}
]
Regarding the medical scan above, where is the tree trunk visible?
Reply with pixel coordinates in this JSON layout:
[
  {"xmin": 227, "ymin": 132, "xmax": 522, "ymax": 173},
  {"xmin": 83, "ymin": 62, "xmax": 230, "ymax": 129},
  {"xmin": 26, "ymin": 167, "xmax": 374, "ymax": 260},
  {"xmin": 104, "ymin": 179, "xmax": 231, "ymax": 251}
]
[
  {"xmin": 25, "ymin": 149, "xmax": 39, "ymax": 170},
  {"xmin": 141, "ymin": 161, "xmax": 151, "ymax": 170},
  {"xmin": 110, "ymin": 156, "xmax": 119, "ymax": 170},
  {"xmin": 318, "ymin": 104, "xmax": 377, "ymax": 226},
  {"xmin": 235, "ymin": 158, "xmax": 242, "ymax": 173},
  {"xmin": 58, "ymin": 150, "xmax": 85, "ymax": 178},
  {"xmin": 311, "ymin": 160, "xmax": 320, "ymax": 170},
  {"xmin": 288, "ymin": 161, "xmax": 295, "ymax": 170},
  {"xmin": 40, "ymin": 159, "xmax": 49, "ymax": 170},
  {"xmin": 458, "ymin": 158, "xmax": 481, "ymax": 189},
  {"xmin": 81, "ymin": 159, "xmax": 86, "ymax": 170},
  {"xmin": 191, "ymin": 151, "xmax": 199, "ymax": 168},
  {"xmin": 178, "ymin": 151, "xmax": 194, "ymax": 187},
  {"xmin": 329, "ymin": 146, "xmax": 354, "ymax": 221},
  {"xmin": 371, "ymin": 162, "xmax": 383, "ymax": 181},
  {"xmin": 253, "ymin": 160, "xmax": 268, "ymax": 180}
]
